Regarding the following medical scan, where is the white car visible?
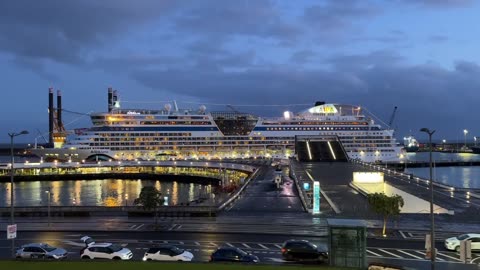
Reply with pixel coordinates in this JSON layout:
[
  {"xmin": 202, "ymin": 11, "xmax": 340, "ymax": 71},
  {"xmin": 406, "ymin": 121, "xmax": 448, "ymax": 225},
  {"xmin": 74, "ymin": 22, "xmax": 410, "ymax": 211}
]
[
  {"xmin": 143, "ymin": 245, "xmax": 194, "ymax": 262},
  {"xmin": 444, "ymin": 233, "xmax": 480, "ymax": 252},
  {"xmin": 80, "ymin": 236, "xmax": 132, "ymax": 260}
]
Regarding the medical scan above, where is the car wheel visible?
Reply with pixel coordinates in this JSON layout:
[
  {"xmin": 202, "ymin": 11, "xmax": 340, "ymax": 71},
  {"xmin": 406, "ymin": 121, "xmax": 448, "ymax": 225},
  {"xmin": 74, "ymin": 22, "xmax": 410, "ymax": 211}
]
[
  {"xmin": 455, "ymin": 246, "xmax": 460, "ymax": 252},
  {"xmin": 147, "ymin": 258, "xmax": 152, "ymax": 261},
  {"xmin": 285, "ymin": 254, "xmax": 294, "ymax": 261},
  {"xmin": 81, "ymin": 255, "xmax": 91, "ymax": 259},
  {"xmin": 113, "ymin": 257, "xmax": 121, "ymax": 260}
]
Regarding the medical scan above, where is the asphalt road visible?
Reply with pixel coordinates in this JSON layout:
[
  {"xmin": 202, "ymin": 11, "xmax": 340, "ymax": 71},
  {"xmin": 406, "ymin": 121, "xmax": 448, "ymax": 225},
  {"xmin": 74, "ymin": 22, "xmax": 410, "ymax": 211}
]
[{"xmin": 0, "ymin": 231, "xmax": 478, "ymax": 269}]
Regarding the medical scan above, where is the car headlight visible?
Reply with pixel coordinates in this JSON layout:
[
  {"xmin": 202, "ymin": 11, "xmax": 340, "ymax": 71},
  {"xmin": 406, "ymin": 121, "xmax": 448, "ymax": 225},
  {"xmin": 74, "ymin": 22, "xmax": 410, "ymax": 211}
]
[{"xmin": 142, "ymin": 256, "xmax": 147, "ymax": 261}]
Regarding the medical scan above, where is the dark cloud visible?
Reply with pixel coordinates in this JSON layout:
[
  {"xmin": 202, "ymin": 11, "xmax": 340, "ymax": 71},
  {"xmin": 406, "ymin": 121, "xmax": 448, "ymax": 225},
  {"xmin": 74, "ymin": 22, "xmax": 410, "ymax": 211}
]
[
  {"xmin": 0, "ymin": 0, "xmax": 179, "ymax": 64},
  {"xmin": 290, "ymin": 50, "xmax": 316, "ymax": 64},
  {"xmin": 174, "ymin": 0, "xmax": 301, "ymax": 41},
  {"xmin": 129, "ymin": 51, "xmax": 480, "ymax": 137},
  {"xmin": 303, "ymin": 0, "xmax": 380, "ymax": 31}
]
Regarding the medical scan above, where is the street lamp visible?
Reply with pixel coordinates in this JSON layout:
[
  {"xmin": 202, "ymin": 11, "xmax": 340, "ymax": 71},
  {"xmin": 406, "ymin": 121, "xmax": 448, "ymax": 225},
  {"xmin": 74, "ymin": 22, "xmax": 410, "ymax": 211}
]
[
  {"xmin": 475, "ymin": 137, "xmax": 477, "ymax": 147},
  {"xmin": 442, "ymin": 140, "xmax": 446, "ymax": 151},
  {"xmin": 8, "ymin": 130, "xmax": 29, "ymax": 258},
  {"xmin": 464, "ymin": 129, "xmax": 468, "ymax": 149},
  {"xmin": 420, "ymin": 128, "xmax": 435, "ymax": 270},
  {"xmin": 45, "ymin": 190, "xmax": 51, "ymax": 227}
]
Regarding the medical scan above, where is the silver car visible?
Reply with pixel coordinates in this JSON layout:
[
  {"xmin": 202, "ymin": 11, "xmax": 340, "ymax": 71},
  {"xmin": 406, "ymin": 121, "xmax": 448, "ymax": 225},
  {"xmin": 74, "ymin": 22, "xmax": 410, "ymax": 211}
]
[{"xmin": 16, "ymin": 243, "xmax": 68, "ymax": 260}]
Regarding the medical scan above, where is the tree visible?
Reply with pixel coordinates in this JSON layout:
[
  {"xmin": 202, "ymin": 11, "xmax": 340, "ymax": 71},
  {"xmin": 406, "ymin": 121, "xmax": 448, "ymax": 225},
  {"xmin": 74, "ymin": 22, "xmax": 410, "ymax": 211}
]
[
  {"xmin": 367, "ymin": 193, "xmax": 404, "ymax": 236},
  {"xmin": 134, "ymin": 186, "xmax": 165, "ymax": 225}
]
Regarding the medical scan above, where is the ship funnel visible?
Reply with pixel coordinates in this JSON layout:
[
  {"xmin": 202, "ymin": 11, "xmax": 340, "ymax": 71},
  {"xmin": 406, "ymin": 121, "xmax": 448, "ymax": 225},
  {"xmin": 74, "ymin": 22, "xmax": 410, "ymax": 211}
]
[
  {"xmin": 48, "ymin": 88, "xmax": 54, "ymax": 146},
  {"xmin": 108, "ymin": 87, "xmax": 113, "ymax": 112},
  {"xmin": 315, "ymin": 101, "xmax": 325, "ymax": 106},
  {"xmin": 57, "ymin": 90, "xmax": 63, "ymax": 131}
]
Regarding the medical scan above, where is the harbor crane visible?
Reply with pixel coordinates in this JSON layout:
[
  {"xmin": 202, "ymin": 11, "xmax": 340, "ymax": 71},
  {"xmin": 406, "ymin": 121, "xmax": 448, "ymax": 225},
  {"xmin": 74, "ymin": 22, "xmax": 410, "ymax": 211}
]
[{"xmin": 388, "ymin": 106, "xmax": 398, "ymax": 128}]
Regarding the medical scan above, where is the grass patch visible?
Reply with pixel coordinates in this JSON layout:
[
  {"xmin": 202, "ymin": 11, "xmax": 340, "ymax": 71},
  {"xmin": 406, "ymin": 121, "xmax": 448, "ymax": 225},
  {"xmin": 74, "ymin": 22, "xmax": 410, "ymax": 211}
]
[{"xmin": 2, "ymin": 261, "xmax": 360, "ymax": 270}]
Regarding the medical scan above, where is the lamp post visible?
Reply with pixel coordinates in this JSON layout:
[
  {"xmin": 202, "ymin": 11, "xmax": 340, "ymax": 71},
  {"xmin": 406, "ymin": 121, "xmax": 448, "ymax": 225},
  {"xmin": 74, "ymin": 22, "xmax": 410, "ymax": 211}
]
[
  {"xmin": 442, "ymin": 139, "xmax": 446, "ymax": 151},
  {"xmin": 8, "ymin": 130, "xmax": 29, "ymax": 258},
  {"xmin": 420, "ymin": 128, "xmax": 435, "ymax": 270},
  {"xmin": 464, "ymin": 129, "xmax": 468, "ymax": 149},
  {"xmin": 45, "ymin": 190, "xmax": 51, "ymax": 227},
  {"xmin": 475, "ymin": 137, "xmax": 477, "ymax": 147}
]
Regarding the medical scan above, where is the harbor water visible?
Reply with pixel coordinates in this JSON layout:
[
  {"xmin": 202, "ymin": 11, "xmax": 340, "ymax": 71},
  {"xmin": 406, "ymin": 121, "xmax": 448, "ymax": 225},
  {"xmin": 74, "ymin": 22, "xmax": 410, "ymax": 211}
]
[
  {"xmin": 0, "ymin": 155, "xmax": 211, "ymax": 207},
  {"xmin": 405, "ymin": 152, "xmax": 480, "ymax": 189}
]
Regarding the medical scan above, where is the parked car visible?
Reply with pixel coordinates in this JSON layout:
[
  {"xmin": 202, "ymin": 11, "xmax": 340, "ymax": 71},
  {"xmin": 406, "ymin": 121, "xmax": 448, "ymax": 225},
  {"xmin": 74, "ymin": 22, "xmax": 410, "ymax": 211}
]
[
  {"xmin": 281, "ymin": 239, "xmax": 328, "ymax": 262},
  {"xmin": 210, "ymin": 247, "xmax": 259, "ymax": 263},
  {"xmin": 445, "ymin": 233, "xmax": 480, "ymax": 252},
  {"xmin": 16, "ymin": 243, "xmax": 67, "ymax": 260},
  {"xmin": 80, "ymin": 236, "xmax": 132, "ymax": 260},
  {"xmin": 143, "ymin": 245, "xmax": 193, "ymax": 262}
]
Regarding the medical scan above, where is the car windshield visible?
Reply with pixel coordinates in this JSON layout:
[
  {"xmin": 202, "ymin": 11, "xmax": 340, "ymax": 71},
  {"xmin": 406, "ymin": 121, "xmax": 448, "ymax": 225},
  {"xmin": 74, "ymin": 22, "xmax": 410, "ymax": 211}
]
[
  {"xmin": 307, "ymin": 242, "xmax": 318, "ymax": 249},
  {"xmin": 41, "ymin": 244, "xmax": 56, "ymax": 252},
  {"xmin": 109, "ymin": 244, "xmax": 123, "ymax": 252},
  {"xmin": 171, "ymin": 246, "xmax": 184, "ymax": 255},
  {"xmin": 458, "ymin": 234, "xmax": 470, "ymax": 240}
]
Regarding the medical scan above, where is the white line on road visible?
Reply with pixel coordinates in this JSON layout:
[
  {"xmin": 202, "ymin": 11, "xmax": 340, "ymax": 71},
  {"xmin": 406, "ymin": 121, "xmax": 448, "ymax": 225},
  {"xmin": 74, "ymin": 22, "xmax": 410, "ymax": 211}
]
[
  {"xmin": 437, "ymin": 252, "xmax": 462, "ymax": 262},
  {"xmin": 366, "ymin": 249, "xmax": 382, "ymax": 257},
  {"xmin": 134, "ymin": 224, "xmax": 144, "ymax": 230},
  {"xmin": 194, "ymin": 242, "xmax": 200, "ymax": 246},
  {"xmin": 378, "ymin": 249, "xmax": 403, "ymax": 258},
  {"xmin": 209, "ymin": 242, "xmax": 217, "ymax": 247},
  {"xmin": 398, "ymin": 250, "xmax": 423, "ymax": 259},
  {"xmin": 242, "ymin": 243, "xmax": 252, "ymax": 249},
  {"xmin": 179, "ymin": 241, "xmax": 184, "ymax": 245},
  {"xmin": 258, "ymin": 243, "xmax": 269, "ymax": 250},
  {"xmin": 399, "ymin": 231, "xmax": 407, "ymax": 239},
  {"xmin": 225, "ymin": 242, "xmax": 234, "ymax": 247},
  {"xmin": 129, "ymin": 225, "xmax": 136, "ymax": 229},
  {"xmin": 274, "ymin": 244, "xmax": 282, "ymax": 249}
]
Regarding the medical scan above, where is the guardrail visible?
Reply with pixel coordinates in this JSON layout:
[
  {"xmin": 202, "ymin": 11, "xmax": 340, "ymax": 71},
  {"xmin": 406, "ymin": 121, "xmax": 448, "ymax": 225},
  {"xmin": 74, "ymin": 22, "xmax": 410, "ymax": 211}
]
[
  {"xmin": 0, "ymin": 205, "xmax": 217, "ymax": 217},
  {"xmin": 217, "ymin": 166, "xmax": 261, "ymax": 211},
  {"xmin": 289, "ymin": 160, "xmax": 310, "ymax": 213}
]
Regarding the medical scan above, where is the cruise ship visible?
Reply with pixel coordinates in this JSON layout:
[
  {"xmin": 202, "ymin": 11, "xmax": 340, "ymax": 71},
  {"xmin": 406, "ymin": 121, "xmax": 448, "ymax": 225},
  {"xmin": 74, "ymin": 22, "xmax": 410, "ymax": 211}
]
[{"xmin": 32, "ymin": 89, "xmax": 404, "ymax": 163}]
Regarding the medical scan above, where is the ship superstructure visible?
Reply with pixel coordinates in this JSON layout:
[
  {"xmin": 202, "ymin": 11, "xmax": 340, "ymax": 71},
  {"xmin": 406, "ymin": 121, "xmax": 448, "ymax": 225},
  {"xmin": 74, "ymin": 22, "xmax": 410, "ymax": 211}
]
[{"xmin": 32, "ymin": 89, "xmax": 404, "ymax": 163}]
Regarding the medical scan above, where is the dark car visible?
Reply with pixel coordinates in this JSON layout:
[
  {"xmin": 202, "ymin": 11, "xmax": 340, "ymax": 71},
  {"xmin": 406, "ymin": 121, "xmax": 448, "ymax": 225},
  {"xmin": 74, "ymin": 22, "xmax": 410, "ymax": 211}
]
[
  {"xmin": 281, "ymin": 240, "xmax": 328, "ymax": 262},
  {"xmin": 210, "ymin": 247, "xmax": 259, "ymax": 263}
]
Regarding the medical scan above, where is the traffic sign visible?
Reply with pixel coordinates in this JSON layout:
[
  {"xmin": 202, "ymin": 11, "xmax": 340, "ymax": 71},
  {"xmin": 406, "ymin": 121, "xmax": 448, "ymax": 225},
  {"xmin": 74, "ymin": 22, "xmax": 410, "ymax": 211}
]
[{"xmin": 7, "ymin": 224, "xmax": 16, "ymax": 239}]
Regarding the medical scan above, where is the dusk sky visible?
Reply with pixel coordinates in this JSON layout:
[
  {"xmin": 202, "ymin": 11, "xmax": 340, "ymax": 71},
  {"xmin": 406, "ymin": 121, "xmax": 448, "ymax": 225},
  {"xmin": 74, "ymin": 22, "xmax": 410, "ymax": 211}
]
[{"xmin": 1, "ymin": 0, "xmax": 479, "ymax": 143}]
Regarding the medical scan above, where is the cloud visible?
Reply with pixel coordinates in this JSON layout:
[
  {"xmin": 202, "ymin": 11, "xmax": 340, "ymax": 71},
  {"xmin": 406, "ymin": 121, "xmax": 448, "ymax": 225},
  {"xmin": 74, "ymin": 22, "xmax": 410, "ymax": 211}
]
[
  {"xmin": 174, "ymin": 0, "xmax": 301, "ymax": 42},
  {"xmin": 398, "ymin": 0, "xmax": 474, "ymax": 8},
  {"xmin": 290, "ymin": 50, "xmax": 316, "ymax": 64},
  {"xmin": 428, "ymin": 35, "xmax": 449, "ymax": 43},
  {"xmin": 0, "ymin": 0, "xmax": 180, "ymax": 64},
  {"xmin": 128, "ymin": 50, "xmax": 480, "ymax": 137},
  {"xmin": 303, "ymin": 0, "xmax": 380, "ymax": 31}
]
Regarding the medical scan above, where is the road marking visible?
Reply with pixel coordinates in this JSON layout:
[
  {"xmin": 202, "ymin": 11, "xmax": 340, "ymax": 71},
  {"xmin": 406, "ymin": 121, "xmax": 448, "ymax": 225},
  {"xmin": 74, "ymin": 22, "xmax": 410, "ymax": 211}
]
[
  {"xmin": 209, "ymin": 242, "xmax": 217, "ymax": 247},
  {"xmin": 179, "ymin": 241, "xmax": 184, "ymax": 245},
  {"xmin": 65, "ymin": 234, "xmax": 82, "ymax": 237},
  {"xmin": 225, "ymin": 242, "xmax": 234, "ymax": 247},
  {"xmin": 242, "ymin": 243, "xmax": 252, "ymax": 249},
  {"xmin": 194, "ymin": 242, "xmax": 200, "ymax": 246},
  {"xmin": 62, "ymin": 240, "xmax": 85, "ymax": 247},
  {"xmin": 366, "ymin": 250, "xmax": 382, "ymax": 257},
  {"xmin": 258, "ymin": 243, "xmax": 269, "ymax": 250},
  {"xmin": 437, "ymin": 252, "xmax": 462, "ymax": 262},
  {"xmin": 274, "ymin": 244, "xmax": 282, "ymax": 249},
  {"xmin": 129, "ymin": 225, "xmax": 136, "ymax": 229},
  {"xmin": 399, "ymin": 231, "xmax": 407, "ymax": 239},
  {"xmin": 121, "ymin": 243, "xmax": 128, "ymax": 247},
  {"xmin": 134, "ymin": 224, "xmax": 144, "ymax": 230},
  {"xmin": 378, "ymin": 249, "xmax": 403, "ymax": 258},
  {"xmin": 398, "ymin": 250, "xmax": 423, "ymax": 259}
]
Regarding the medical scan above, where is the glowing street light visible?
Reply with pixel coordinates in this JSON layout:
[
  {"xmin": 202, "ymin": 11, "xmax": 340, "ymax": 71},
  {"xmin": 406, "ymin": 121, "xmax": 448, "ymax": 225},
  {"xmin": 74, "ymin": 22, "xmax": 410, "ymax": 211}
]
[
  {"xmin": 8, "ymin": 130, "xmax": 29, "ymax": 258},
  {"xmin": 420, "ymin": 128, "xmax": 436, "ymax": 270},
  {"xmin": 464, "ymin": 129, "xmax": 468, "ymax": 148}
]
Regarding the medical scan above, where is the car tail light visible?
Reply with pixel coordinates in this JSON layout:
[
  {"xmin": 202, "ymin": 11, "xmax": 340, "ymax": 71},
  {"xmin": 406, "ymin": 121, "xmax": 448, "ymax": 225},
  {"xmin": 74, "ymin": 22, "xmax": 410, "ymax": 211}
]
[{"xmin": 281, "ymin": 248, "xmax": 286, "ymax": 253}]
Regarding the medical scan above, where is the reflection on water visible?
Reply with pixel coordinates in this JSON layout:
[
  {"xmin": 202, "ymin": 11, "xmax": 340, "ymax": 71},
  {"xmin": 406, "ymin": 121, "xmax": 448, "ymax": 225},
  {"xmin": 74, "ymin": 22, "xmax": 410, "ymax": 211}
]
[
  {"xmin": 406, "ymin": 152, "xmax": 480, "ymax": 162},
  {"xmin": 0, "ymin": 179, "xmax": 210, "ymax": 207},
  {"xmin": 406, "ymin": 167, "xmax": 480, "ymax": 189}
]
